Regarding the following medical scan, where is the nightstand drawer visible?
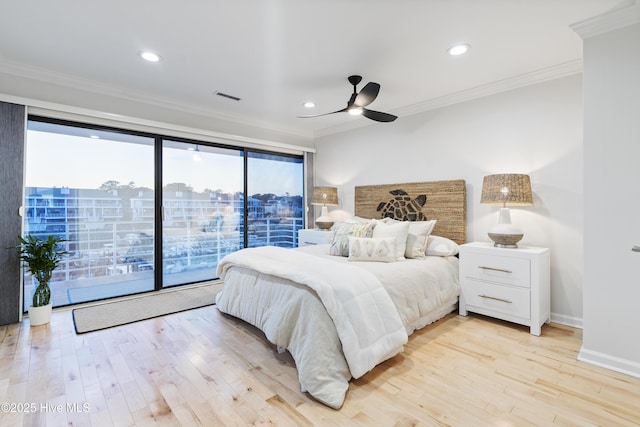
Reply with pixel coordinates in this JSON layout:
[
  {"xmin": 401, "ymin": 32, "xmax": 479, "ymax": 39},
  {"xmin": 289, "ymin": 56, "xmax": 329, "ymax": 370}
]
[
  {"xmin": 298, "ymin": 229, "xmax": 332, "ymax": 247},
  {"xmin": 461, "ymin": 252, "xmax": 531, "ymax": 288},
  {"xmin": 461, "ymin": 280, "xmax": 531, "ymax": 319}
]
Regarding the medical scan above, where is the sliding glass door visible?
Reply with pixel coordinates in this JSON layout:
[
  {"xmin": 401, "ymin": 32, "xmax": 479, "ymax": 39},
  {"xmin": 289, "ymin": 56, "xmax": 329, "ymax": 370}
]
[
  {"xmin": 24, "ymin": 119, "xmax": 155, "ymax": 309},
  {"xmin": 162, "ymin": 141, "xmax": 243, "ymax": 287},
  {"xmin": 23, "ymin": 117, "xmax": 305, "ymax": 309},
  {"xmin": 246, "ymin": 151, "xmax": 304, "ymax": 248}
]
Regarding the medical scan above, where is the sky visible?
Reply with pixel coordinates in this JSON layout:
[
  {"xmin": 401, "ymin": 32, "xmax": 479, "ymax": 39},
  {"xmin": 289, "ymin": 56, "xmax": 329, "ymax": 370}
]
[{"xmin": 25, "ymin": 130, "xmax": 303, "ymax": 195}]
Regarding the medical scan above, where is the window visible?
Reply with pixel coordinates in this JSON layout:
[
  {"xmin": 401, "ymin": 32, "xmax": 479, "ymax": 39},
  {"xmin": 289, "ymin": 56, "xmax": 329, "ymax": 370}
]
[
  {"xmin": 23, "ymin": 117, "xmax": 305, "ymax": 310},
  {"xmin": 247, "ymin": 151, "xmax": 304, "ymax": 248},
  {"xmin": 162, "ymin": 141, "xmax": 243, "ymax": 287},
  {"xmin": 24, "ymin": 120, "xmax": 155, "ymax": 309}
]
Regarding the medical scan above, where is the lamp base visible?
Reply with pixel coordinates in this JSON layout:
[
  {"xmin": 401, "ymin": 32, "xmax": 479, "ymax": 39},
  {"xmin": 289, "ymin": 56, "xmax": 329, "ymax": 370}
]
[
  {"xmin": 488, "ymin": 232, "xmax": 523, "ymax": 248},
  {"xmin": 316, "ymin": 213, "xmax": 334, "ymax": 230},
  {"xmin": 315, "ymin": 206, "xmax": 334, "ymax": 230},
  {"xmin": 316, "ymin": 220, "xmax": 334, "ymax": 230},
  {"xmin": 488, "ymin": 207, "xmax": 524, "ymax": 248}
]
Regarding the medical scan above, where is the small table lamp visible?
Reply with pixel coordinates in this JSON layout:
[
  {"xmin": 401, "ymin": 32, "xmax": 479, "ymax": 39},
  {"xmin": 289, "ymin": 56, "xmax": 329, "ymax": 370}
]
[
  {"xmin": 481, "ymin": 174, "xmax": 533, "ymax": 248},
  {"xmin": 311, "ymin": 186, "xmax": 339, "ymax": 230}
]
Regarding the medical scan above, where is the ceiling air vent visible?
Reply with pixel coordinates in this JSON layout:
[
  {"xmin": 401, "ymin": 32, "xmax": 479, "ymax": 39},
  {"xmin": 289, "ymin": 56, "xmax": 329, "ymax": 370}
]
[{"xmin": 215, "ymin": 91, "xmax": 241, "ymax": 101}]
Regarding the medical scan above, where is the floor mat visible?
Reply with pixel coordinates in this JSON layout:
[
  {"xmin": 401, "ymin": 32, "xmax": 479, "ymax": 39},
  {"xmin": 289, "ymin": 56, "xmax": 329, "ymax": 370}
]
[{"xmin": 72, "ymin": 282, "xmax": 222, "ymax": 334}]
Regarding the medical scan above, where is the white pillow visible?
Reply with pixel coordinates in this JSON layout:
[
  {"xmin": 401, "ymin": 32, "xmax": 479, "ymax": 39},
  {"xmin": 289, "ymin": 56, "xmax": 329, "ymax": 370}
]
[
  {"xmin": 380, "ymin": 218, "xmax": 437, "ymax": 259},
  {"xmin": 348, "ymin": 237, "xmax": 397, "ymax": 262},
  {"xmin": 372, "ymin": 220, "xmax": 410, "ymax": 260},
  {"xmin": 426, "ymin": 235, "xmax": 459, "ymax": 256},
  {"xmin": 405, "ymin": 220, "xmax": 436, "ymax": 259},
  {"xmin": 329, "ymin": 220, "xmax": 375, "ymax": 256}
]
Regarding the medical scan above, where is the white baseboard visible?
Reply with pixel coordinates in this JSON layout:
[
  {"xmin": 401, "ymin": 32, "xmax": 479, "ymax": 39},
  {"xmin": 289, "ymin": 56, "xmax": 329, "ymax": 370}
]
[
  {"xmin": 550, "ymin": 312, "xmax": 583, "ymax": 329},
  {"xmin": 551, "ymin": 314, "xmax": 640, "ymax": 379},
  {"xmin": 578, "ymin": 347, "xmax": 640, "ymax": 379}
]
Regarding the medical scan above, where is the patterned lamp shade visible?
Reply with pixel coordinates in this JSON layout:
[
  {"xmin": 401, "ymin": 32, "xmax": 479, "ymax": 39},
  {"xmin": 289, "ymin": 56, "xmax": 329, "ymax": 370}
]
[
  {"xmin": 480, "ymin": 174, "xmax": 533, "ymax": 207},
  {"xmin": 311, "ymin": 187, "xmax": 339, "ymax": 206}
]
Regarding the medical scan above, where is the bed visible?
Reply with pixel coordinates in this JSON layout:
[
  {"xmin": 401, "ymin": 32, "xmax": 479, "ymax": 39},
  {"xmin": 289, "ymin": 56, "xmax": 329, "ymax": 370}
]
[{"xmin": 215, "ymin": 180, "xmax": 466, "ymax": 409}]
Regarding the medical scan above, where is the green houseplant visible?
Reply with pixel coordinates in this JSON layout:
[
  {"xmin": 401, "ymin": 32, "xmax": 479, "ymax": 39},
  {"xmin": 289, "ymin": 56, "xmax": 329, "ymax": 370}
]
[{"xmin": 15, "ymin": 235, "xmax": 68, "ymax": 326}]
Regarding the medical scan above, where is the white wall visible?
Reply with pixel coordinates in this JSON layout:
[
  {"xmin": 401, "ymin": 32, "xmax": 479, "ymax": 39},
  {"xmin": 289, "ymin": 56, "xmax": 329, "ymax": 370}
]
[
  {"xmin": 580, "ymin": 18, "xmax": 640, "ymax": 376},
  {"xmin": 314, "ymin": 75, "xmax": 584, "ymax": 325}
]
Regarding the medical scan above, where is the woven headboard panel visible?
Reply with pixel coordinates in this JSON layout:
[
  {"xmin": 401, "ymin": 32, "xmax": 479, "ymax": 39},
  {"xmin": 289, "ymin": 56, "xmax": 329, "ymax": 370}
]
[{"xmin": 354, "ymin": 179, "xmax": 467, "ymax": 244}]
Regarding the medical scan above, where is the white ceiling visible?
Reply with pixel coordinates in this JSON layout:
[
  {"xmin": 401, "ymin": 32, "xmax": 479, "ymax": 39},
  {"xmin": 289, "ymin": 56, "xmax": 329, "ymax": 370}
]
[{"xmin": 0, "ymin": 0, "xmax": 624, "ymax": 139}]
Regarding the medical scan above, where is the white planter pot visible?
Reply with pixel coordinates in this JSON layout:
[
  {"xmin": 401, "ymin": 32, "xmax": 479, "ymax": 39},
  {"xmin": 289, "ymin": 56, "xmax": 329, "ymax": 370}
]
[{"xmin": 28, "ymin": 303, "xmax": 52, "ymax": 326}]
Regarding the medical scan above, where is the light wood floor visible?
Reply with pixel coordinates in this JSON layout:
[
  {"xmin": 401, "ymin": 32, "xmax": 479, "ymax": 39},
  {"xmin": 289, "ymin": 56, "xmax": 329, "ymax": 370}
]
[{"xmin": 1, "ymin": 308, "xmax": 639, "ymax": 427}]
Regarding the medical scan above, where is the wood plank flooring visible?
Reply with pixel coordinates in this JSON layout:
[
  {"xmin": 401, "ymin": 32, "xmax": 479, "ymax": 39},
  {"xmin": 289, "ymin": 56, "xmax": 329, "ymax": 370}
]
[{"xmin": 1, "ymin": 307, "xmax": 639, "ymax": 426}]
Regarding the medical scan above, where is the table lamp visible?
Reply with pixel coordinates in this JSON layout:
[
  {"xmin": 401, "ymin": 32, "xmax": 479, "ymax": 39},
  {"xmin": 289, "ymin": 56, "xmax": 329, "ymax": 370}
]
[
  {"xmin": 481, "ymin": 174, "xmax": 533, "ymax": 248},
  {"xmin": 311, "ymin": 186, "xmax": 338, "ymax": 230}
]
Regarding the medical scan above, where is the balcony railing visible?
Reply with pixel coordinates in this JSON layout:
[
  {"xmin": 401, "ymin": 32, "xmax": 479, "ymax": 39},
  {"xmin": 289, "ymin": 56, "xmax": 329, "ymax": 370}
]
[{"xmin": 23, "ymin": 216, "xmax": 305, "ymax": 310}]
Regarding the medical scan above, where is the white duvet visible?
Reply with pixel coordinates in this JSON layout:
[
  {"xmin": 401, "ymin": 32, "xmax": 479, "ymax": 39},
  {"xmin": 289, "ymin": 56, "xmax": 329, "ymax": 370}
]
[{"xmin": 215, "ymin": 244, "xmax": 459, "ymax": 409}]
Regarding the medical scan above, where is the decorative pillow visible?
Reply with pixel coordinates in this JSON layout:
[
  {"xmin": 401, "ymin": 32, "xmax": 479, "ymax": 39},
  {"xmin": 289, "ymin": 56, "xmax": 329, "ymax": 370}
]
[
  {"xmin": 329, "ymin": 220, "xmax": 375, "ymax": 256},
  {"xmin": 348, "ymin": 237, "xmax": 397, "ymax": 262},
  {"xmin": 426, "ymin": 235, "xmax": 460, "ymax": 256},
  {"xmin": 372, "ymin": 220, "xmax": 410, "ymax": 260},
  {"xmin": 383, "ymin": 218, "xmax": 437, "ymax": 259}
]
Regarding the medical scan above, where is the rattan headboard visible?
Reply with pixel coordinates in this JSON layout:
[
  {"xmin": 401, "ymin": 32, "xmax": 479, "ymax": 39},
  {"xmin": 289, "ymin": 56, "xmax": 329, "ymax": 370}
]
[{"xmin": 354, "ymin": 179, "xmax": 467, "ymax": 244}]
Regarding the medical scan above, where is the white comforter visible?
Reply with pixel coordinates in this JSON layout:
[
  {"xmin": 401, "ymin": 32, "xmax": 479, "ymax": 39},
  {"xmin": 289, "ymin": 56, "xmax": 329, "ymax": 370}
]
[
  {"xmin": 217, "ymin": 245, "xmax": 408, "ymax": 377},
  {"xmin": 215, "ymin": 244, "xmax": 459, "ymax": 408}
]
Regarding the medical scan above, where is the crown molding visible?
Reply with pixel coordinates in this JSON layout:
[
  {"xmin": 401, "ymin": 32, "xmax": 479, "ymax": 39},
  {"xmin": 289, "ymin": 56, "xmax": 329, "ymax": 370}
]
[
  {"xmin": 0, "ymin": 93, "xmax": 315, "ymax": 154},
  {"xmin": 571, "ymin": 0, "xmax": 640, "ymax": 39},
  {"xmin": 314, "ymin": 59, "xmax": 583, "ymax": 138},
  {"xmin": 0, "ymin": 60, "xmax": 314, "ymax": 141}
]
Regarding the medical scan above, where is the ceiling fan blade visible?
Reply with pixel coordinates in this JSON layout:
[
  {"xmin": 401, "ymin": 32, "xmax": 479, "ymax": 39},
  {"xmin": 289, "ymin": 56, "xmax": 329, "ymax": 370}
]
[
  {"xmin": 362, "ymin": 108, "xmax": 397, "ymax": 122},
  {"xmin": 354, "ymin": 82, "xmax": 380, "ymax": 107},
  {"xmin": 297, "ymin": 107, "xmax": 347, "ymax": 118}
]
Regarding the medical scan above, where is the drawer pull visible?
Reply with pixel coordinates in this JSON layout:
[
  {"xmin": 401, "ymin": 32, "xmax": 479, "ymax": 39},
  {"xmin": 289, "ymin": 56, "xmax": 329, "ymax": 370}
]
[
  {"xmin": 478, "ymin": 294, "xmax": 513, "ymax": 304},
  {"xmin": 478, "ymin": 266, "xmax": 512, "ymax": 274},
  {"xmin": 303, "ymin": 242, "xmax": 317, "ymax": 245}
]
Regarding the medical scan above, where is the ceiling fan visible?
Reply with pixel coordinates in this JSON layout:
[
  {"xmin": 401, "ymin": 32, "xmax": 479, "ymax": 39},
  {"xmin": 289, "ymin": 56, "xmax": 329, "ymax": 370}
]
[{"xmin": 298, "ymin": 75, "xmax": 397, "ymax": 123}]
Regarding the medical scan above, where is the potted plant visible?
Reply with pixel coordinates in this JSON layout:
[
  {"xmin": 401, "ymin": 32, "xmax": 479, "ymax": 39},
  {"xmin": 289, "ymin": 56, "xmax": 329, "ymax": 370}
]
[{"xmin": 15, "ymin": 235, "xmax": 68, "ymax": 326}]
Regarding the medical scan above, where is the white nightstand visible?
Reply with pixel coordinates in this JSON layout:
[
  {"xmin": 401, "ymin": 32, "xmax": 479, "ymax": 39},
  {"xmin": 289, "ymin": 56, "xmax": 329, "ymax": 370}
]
[
  {"xmin": 298, "ymin": 229, "xmax": 332, "ymax": 247},
  {"xmin": 458, "ymin": 242, "xmax": 550, "ymax": 336}
]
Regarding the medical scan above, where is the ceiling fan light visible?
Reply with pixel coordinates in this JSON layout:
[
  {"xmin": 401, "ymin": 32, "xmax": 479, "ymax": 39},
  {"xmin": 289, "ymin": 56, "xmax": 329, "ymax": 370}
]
[
  {"xmin": 446, "ymin": 44, "xmax": 470, "ymax": 56},
  {"xmin": 348, "ymin": 107, "xmax": 363, "ymax": 116}
]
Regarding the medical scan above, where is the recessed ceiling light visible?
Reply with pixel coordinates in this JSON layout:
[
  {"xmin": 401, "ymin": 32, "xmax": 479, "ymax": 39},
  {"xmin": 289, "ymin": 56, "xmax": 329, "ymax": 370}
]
[
  {"xmin": 446, "ymin": 44, "xmax": 470, "ymax": 56},
  {"xmin": 303, "ymin": 101, "xmax": 316, "ymax": 109},
  {"xmin": 139, "ymin": 51, "xmax": 161, "ymax": 62},
  {"xmin": 89, "ymin": 135, "xmax": 100, "ymax": 139}
]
